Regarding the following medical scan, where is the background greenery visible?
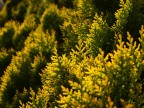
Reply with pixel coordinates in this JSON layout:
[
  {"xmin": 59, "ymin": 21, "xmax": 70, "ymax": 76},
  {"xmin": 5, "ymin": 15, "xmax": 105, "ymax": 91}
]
[{"xmin": 0, "ymin": 0, "xmax": 144, "ymax": 107}]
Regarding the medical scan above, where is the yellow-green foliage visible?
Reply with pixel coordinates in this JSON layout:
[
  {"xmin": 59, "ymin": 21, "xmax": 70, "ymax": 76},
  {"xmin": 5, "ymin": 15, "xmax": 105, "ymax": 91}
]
[
  {"xmin": 86, "ymin": 14, "xmax": 113, "ymax": 56},
  {"xmin": 0, "ymin": 49, "xmax": 9, "ymax": 72},
  {"xmin": 40, "ymin": 4, "xmax": 65, "ymax": 54},
  {"xmin": 58, "ymin": 29, "xmax": 144, "ymax": 107},
  {"xmin": 77, "ymin": 0, "xmax": 95, "ymax": 19},
  {"xmin": 11, "ymin": 0, "xmax": 28, "ymax": 21},
  {"xmin": 24, "ymin": 26, "xmax": 56, "ymax": 58},
  {"xmin": 112, "ymin": 0, "xmax": 133, "ymax": 32},
  {"xmin": 0, "ymin": 48, "xmax": 14, "ymax": 76},
  {"xmin": 61, "ymin": 9, "xmax": 92, "ymax": 54},
  {"xmin": 0, "ymin": 22, "xmax": 57, "ymax": 107},
  {"xmin": 0, "ymin": 51, "xmax": 31, "ymax": 107},
  {"xmin": 40, "ymin": 4, "xmax": 63, "ymax": 32},
  {"xmin": 25, "ymin": 0, "xmax": 50, "ymax": 20},
  {"xmin": 0, "ymin": 21, "xmax": 17, "ymax": 75},
  {"xmin": 107, "ymin": 32, "xmax": 144, "ymax": 106},
  {"xmin": 57, "ymin": 40, "xmax": 108, "ymax": 108},
  {"xmin": 60, "ymin": 11, "xmax": 79, "ymax": 53},
  {"xmin": 0, "ymin": 0, "xmax": 11, "ymax": 25},
  {"xmin": 20, "ymin": 27, "xmax": 144, "ymax": 107},
  {"xmin": 12, "ymin": 15, "xmax": 37, "ymax": 50},
  {"xmin": 30, "ymin": 53, "xmax": 47, "ymax": 91},
  {"xmin": 0, "ymin": 0, "xmax": 144, "ymax": 108},
  {"xmin": 0, "ymin": 21, "xmax": 17, "ymax": 49},
  {"xmin": 139, "ymin": 26, "xmax": 144, "ymax": 50},
  {"xmin": 112, "ymin": 0, "xmax": 133, "ymax": 43},
  {"xmin": 8, "ymin": 88, "xmax": 30, "ymax": 108}
]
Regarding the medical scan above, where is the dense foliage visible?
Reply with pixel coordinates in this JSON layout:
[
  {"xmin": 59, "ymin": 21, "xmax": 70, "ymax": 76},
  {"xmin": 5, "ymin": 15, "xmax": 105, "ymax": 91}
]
[{"xmin": 0, "ymin": 0, "xmax": 144, "ymax": 107}]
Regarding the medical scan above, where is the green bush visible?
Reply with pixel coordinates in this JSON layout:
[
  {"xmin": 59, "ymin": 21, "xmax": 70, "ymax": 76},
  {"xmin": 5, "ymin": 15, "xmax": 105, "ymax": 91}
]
[
  {"xmin": 12, "ymin": 15, "xmax": 37, "ymax": 50},
  {"xmin": 86, "ymin": 14, "xmax": 114, "ymax": 57},
  {"xmin": 21, "ymin": 28, "xmax": 144, "ymax": 107},
  {"xmin": 0, "ymin": 21, "xmax": 16, "ymax": 49},
  {"xmin": 0, "ymin": 0, "xmax": 143, "ymax": 107}
]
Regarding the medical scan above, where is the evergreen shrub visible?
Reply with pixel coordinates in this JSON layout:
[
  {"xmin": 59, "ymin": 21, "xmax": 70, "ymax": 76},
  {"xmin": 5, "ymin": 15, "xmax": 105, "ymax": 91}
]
[{"xmin": 0, "ymin": 0, "xmax": 143, "ymax": 107}]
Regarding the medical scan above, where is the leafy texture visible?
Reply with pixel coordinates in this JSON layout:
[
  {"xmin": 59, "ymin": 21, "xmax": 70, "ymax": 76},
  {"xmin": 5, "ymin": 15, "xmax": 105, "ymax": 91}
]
[{"xmin": 0, "ymin": 0, "xmax": 143, "ymax": 107}]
